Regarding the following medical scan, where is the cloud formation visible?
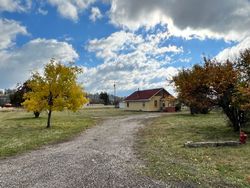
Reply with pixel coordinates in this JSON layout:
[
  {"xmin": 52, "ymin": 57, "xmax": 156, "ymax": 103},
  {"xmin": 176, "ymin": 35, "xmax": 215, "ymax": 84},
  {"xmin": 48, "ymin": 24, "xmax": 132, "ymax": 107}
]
[
  {"xmin": 0, "ymin": 18, "xmax": 79, "ymax": 89},
  {"xmin": 0, "ymin": 0, "xmax": 31, "ymax": 12},
  {"xmin": 216, "ymin": 37, "xmax": 250, "ymax": 62},
  {"xmin": 82, "ymin": 29, "xmax": 181, "ymax": 95},
  {"xmin": 37, "ymin": 7, "xmax": 48, "ymax": 15},
  {"xmin": 0, "ymin": 19, "xmax": 28, "ymax": 50},
  {"xmin": 47, "ymin": 0, "xmax": 96, "ymax": 22},
  {"xmin": 89, "ymin": 7, "xmax": 102, "ymax": 22},
  {"xmin": 0, "ymin": 38, "xmax": 79, "ymax": 88},
  {"xmin": 109, "ymin": 0, "xmax": 250, "ymax": 41}
]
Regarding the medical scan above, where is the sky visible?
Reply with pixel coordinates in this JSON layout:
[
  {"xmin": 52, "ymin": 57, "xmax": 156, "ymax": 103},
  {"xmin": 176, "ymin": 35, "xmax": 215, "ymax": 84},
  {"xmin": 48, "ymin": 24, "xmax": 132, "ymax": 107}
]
[{"xmin": 0, "ymin": 0, "xmax": 250, "ymax": 96}]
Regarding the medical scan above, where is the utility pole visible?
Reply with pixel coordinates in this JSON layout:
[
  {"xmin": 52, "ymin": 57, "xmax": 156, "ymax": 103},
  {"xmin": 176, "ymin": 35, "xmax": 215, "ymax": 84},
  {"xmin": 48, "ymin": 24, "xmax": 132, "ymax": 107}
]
[{"xmin": 113, "ymin": 82, "xmax": 116, "ymax": 107}]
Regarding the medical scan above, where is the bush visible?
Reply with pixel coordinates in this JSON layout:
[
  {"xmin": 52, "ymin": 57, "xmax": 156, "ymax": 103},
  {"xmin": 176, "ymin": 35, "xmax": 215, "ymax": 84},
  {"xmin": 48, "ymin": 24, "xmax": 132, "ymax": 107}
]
[
  {"xmin": 190, "ymin": 106, "xmax": 209, "ymax": 115},
  {"xmin": 175, "ymin": 103, "xmax": 182, "ymax": 112}
]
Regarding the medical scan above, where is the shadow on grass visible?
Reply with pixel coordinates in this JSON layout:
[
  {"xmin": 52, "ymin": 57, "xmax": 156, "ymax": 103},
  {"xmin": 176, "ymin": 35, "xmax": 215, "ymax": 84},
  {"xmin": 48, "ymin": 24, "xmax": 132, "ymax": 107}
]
[
  {"xmin": 164, "ymin": 112, "xmax": 206, "ymax": 118},
  {"xmin": 5, "ymin": 116, "xmax": 46, "ymax": 121},
  {"xmin": 195, "ymin": 126, "xmax": 238, "ymax": 141}
]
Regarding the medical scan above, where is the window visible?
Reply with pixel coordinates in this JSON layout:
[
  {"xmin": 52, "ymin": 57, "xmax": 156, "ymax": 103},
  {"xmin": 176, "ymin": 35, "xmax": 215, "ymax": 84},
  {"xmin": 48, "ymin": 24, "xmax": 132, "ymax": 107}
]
[
  {"xmin": 154, "ymin": 100, "xmax": 157, "ymax": 107},
  {"xmin": 142, "ymin": 102, "xmax": 145, "ymax": 107},
  {"xmin": 127, "ymin": 102, "xmax": 129, "ymax": 107}
]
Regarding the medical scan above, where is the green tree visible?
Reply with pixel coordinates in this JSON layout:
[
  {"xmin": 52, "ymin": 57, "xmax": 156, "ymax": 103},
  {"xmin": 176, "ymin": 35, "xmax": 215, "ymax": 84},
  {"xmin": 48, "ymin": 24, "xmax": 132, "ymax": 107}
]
[
  {"xmin": 10, "ymin": 82, "xmax": 29, "ymax": 107},
  {"xmin": 22, "ymin": 59, "xmax": 88, "ymax": 128},
  {"xmin": 99, "ymin": 92, "xmax": 110, "ymax": 105}
]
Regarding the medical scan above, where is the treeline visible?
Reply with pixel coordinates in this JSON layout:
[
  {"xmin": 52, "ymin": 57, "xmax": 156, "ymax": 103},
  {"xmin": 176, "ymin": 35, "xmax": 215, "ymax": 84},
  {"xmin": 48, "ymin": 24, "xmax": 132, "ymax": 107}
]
[
  {"xmin": 4, "ymin": 84, "xmax": 123, "ymax": 107},
  {"xmin": 87, "ymin": 92, "xmax": 124, "ymax": 105}
]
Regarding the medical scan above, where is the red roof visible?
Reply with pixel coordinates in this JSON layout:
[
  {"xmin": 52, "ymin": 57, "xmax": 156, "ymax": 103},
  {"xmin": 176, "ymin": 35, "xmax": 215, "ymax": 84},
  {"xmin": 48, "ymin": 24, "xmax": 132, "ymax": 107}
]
[{"xmin": 125, "ymin": 88, "xmax": 170, "ymax": 101}]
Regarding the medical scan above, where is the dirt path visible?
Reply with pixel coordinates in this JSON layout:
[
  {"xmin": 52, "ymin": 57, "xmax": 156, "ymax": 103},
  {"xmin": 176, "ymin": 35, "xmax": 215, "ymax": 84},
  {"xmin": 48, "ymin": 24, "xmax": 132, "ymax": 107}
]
[{"xmin": 0, "ymin": 114, "xmax": 170, "ymax": 188}]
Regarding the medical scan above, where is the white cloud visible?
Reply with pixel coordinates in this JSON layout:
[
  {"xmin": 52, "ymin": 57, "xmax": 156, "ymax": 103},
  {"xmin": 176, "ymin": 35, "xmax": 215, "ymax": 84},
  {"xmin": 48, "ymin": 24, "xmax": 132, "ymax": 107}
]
[
  {"xmin": 87, "ymin": 29, "xmax": 181, "ymax": 60},
  {"xmin": 108, "ymin": 0, "xmax": 250, "ymax": 41},
  {"xmin": 47, "ymin": 0, "xmax": 96, "ymax": 22},
  {"xmin": 83, "ymin": 29, "xmax": 181, "ymax": 95},
  {"xmin": 89, "ymin": 7, "xmax": 102, "ymax": 22},
  {"xmin": 216, "ymin": 37, "xmax": 250, "ymax": 62},
  {"xmin": 38, "ymin": 7, "xmax": 48, "ymax": 15},
  {"xmin": 0, "ymin": 38, "xmax": 79, "ymax": 88},
  {"xmin": 179, "ymin": 58, "xmax": 192, "ymax": 63},
  {"xmin": 87, "ymin": 30, "xmax": 144, "ymax": 60},
  {"xmin": 0, "ymin": 19, "xmax": 28, "ymax": 50},
  {"xmin": 80, "ymin": 62, "xmax": 178, "ymax": 95},
  {"xmin": 0, "ymin": 0, "xmax": 31, "ymax": 12}
]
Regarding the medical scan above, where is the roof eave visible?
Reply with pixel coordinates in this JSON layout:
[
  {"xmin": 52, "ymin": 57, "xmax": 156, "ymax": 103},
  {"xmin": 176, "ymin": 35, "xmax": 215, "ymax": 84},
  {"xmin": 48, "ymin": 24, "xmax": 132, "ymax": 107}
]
[{"xmin": 124, "ymin": 99, "xmax": 150, "ymax": 102}]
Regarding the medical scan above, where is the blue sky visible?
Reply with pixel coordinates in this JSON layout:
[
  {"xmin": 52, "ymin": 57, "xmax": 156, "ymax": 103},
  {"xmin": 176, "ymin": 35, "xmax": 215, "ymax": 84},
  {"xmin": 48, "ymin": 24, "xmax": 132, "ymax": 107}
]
[{"xmin": 0, "ymin": 0, "xmax": 250, "ymax": 96}]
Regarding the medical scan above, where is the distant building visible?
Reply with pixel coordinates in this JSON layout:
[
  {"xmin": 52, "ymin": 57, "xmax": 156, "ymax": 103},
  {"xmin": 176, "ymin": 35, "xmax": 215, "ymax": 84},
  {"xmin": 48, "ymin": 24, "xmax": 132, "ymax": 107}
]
[
  {"xmin": 119, "ymin": 101, "xmax": 126, "ymax": 109},
  {"xmin": 0, "ymin": 89, "xmax": 15, "ymax": 107},
  {"xmin": 0, "ymin": 95, "xmax": 10, "ymax": 107},
  {"xmin": 4, "ymin": 89, "xmax": 16, "ymax": 95},
  {"xmin": 124, "ymin": 88, "xmax": 176, "ymax": 112}
]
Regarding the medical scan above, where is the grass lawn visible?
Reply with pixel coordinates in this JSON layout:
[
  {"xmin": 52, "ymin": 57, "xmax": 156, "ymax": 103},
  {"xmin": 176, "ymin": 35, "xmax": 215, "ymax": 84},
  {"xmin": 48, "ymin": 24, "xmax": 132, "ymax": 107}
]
[
  {"xmin": 0, "ymin": 107, "xmax": 140, "ymax": 159},
  {"xmin": 136, "ymin": 111, "xmax": 250, "ymax": 188}
]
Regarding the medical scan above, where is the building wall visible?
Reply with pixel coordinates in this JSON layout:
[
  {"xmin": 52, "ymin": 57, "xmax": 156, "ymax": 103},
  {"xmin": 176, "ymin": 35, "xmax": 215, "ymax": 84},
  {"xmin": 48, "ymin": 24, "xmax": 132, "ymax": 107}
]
[
  {"xmin": 119, "ymin": 102, "xmax": 126, "ymax": 109},
  {"xmin": 146, "ymin": 95, "xmax": 161, "ymax": 111},
  {"xmin": 0, "ymin": 95, "xmax": 10, "ymax": 106},
  {"xmin": 124, "ymin": 101, "xmax": 148, "ymax": 111},
  {"xmin": 125, "ymin": 95, "xmax": 175, "ymax": 112}
]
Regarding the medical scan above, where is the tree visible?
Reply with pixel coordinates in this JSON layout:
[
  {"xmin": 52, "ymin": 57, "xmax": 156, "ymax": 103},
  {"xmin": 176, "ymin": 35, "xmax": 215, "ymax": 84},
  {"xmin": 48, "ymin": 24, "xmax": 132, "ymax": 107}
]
[
  {"xmin": 174, "ymin": 49, "xmax": 250, "ymax": 131},
  {"xmin": 235, "ymin": 49, "xmax": 250, "ymax": 110},
  {"xmin": 10, "ymin": 81, "xmax": 43, "ymax": 118},
  {"xmin": 209, "ymin": 49, "xmax": 250, "ymax": 131},
  {"xmin": 173, "ymin": 57, "xmax": 244, "ymax": 131},
  {"xmin": 10, "ymin": 81, "xmax": 32, "ymax": 107},
  {"xmin": 99, "ymin": 92, "xmax": 110, "ymax": 105},
  {"xmin": 204, "ymin": 59, "xmax": 240, "ymax": 131},
  {"xmin": 173, "ymin": 64, "xmax": 215, "ymax": 114},
  {"xmin": 22, "ymin": 59, "xmax": 88, "ymax": 128},
  {"xmin": 10, "ymin": 81, "xmax": 41, "ymax": 118}
]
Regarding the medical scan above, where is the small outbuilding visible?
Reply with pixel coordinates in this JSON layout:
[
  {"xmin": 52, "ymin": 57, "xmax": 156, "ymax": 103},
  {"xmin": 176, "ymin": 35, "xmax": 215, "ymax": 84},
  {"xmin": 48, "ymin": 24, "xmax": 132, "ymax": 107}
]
[{"xmin": 124, "ymin": 88, "xmax": 176, "ymax": 112}]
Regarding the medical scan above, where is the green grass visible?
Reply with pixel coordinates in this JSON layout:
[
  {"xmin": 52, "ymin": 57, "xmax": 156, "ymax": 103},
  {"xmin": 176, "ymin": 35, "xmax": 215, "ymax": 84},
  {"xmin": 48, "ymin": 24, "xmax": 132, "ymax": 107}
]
[
  {"xmin": 0, "ymin": 107, "xmax": 140, "ymax": 158},
  {"xmin": 136, "ymin": 111, "xmax": 250, "ymax": 188}
]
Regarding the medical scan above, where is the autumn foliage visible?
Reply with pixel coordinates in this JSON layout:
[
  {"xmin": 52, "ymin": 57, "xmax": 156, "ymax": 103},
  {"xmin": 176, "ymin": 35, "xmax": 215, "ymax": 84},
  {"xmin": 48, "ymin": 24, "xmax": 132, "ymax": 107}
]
[
  {"xmin": 173, "ymin": 49, "xmax": 250, "ymax": 131},
  {"xmin": 22, "ymin": 59, "xmax": 88, "ymax": 128}
]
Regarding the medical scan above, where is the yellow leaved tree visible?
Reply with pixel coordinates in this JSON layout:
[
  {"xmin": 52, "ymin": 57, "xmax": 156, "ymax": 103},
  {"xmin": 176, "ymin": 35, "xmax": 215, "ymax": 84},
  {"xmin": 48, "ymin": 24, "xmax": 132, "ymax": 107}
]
[{"xmin": 22, "ymin": 59, "xmax": 88, "ymax": 128}]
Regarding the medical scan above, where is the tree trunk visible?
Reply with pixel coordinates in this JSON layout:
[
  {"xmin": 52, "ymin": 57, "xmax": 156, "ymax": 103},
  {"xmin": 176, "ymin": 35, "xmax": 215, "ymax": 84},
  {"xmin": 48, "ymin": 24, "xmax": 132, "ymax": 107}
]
[
  {"xmin": 219, "ymin": 87, "xmax": 244, "ymax": 132},
  {"xmin": 223, "ymin": 107, "xmax": 240, "ymax": 132},
  {"xmin": 47, "ymin": 91, "xmax": 53, "ymax": 128},
  {"xmin": 220, "ymin": 95, "xmax": 243, "ymax": 132},
  {"xmin": 47, "ymin": 109, "xmax": 52, "ymax": 128},
  {"xmin": 34, "ymin": 111, "xmax": 40, "ymax": 118},
  {"xmin": 190, "ymin": 106, "xmax": 197, "ymax": 115}
]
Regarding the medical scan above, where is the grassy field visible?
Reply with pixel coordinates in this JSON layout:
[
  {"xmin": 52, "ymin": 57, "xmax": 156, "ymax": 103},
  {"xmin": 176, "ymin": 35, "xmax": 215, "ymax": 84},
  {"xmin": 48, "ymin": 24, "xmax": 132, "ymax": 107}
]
[
  {"xmin": 136, "ymin": 111, "xmax": 250, "ymax": 188},
  {"xmin": 0, "ymin": 107, "xmax": 140, "ymax": 159}
]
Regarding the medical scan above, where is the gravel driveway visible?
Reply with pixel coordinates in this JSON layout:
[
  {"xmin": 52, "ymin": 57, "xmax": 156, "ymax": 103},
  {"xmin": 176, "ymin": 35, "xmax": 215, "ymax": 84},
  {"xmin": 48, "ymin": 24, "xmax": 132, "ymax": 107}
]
[{"xmin": 0, "ymin": 113, "xmax": 169, "ymax": 188}]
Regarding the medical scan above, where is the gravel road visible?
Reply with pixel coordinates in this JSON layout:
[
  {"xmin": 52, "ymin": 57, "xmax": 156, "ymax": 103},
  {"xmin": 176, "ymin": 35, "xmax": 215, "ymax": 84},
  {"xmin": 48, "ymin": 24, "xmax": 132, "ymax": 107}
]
[{"xmin": 0, "ymin": 113, "xmax": 170, "ymax": 188}]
